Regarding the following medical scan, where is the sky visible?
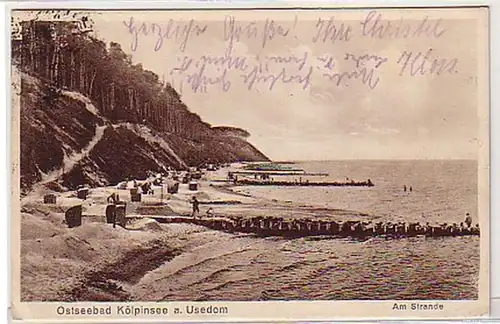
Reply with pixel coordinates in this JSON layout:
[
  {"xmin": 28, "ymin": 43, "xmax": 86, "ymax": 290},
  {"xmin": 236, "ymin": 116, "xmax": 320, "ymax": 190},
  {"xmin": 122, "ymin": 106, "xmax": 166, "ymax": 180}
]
[{"xmin": 76, "ymin": 8, "xmax": 486, "ymax": 161}]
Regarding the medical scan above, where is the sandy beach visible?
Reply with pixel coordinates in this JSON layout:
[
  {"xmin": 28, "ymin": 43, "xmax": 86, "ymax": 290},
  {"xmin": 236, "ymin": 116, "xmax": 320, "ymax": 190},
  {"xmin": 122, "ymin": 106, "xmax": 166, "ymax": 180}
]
[
  {"xmin": 20, "ymin": 161, "xmax": 480, "ymax": 301},
  {"xmin": 20, "ymin": 166, "xmax": 372, "ymax": 302}
]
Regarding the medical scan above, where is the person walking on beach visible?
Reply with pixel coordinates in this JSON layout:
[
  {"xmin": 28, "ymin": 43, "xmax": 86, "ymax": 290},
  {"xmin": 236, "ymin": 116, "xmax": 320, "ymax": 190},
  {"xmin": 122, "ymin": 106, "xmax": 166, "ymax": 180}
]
[{"xmin": 191, "ymin": 196, "xmax": 200, "ymax": 218}]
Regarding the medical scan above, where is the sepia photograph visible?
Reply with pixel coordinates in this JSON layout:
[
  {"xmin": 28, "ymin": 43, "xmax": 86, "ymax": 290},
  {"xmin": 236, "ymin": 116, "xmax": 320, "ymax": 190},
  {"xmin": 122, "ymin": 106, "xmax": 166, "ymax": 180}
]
[{"xmin": 10, "ymin": 5, "xmax": 489, "ymax": 320}]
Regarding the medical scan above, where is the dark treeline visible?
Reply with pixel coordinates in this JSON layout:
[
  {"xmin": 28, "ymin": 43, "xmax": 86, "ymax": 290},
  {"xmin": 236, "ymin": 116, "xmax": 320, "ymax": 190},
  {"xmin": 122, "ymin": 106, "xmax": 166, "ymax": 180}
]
[{"xmin": 12, "ymin": 19, "xmax": 212, "ymax": 138}]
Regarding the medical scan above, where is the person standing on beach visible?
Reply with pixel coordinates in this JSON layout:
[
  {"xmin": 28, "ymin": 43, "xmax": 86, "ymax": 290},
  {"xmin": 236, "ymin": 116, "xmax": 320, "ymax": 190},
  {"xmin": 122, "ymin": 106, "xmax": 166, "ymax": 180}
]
[
  {"xmin": 465, "ymin": 213, "xmax": 472, "ymax": 228},
  {"xmin": 191, "ymin": 196, "xmax": 200, "ymax": 218}
]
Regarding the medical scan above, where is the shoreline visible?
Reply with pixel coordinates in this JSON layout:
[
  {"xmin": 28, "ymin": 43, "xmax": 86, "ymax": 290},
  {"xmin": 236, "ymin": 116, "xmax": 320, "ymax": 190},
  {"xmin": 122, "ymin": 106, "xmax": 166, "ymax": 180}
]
[
  {"xmin": 19, "ymin": 165, "xmax": 479, "ymax": 301},
  {"xmin": 19, "ymin": 173, "xmax": 378, "ymax": 301}
]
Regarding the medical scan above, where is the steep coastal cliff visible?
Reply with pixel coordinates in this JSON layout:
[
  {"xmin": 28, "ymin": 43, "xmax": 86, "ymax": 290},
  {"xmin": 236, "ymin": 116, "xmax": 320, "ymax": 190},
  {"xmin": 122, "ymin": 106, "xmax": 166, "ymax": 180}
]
[{"xmin": 14, "ymin": 19, "xmax": 269, "ymax": 194}]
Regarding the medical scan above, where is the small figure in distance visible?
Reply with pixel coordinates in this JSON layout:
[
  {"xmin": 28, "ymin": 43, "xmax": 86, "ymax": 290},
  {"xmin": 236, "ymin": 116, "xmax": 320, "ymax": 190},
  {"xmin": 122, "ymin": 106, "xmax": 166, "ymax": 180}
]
[
  {"xmin": 409, "ymin": 186, "xmax": 413, "ymax": 192},
  {"xmin": 206, "ymin": 207, "xmax": 214, "ymax": 217},
  {"xmin": 465, "ymin": 213, "xmax": 472, "ymax": 228},
  {"xmin": 404, "ymin": 185, "xmax": 407, "ymax": 192},
  {"xmin": 191, "ymin": 196, "xmax": 200, "ymax": 218}
]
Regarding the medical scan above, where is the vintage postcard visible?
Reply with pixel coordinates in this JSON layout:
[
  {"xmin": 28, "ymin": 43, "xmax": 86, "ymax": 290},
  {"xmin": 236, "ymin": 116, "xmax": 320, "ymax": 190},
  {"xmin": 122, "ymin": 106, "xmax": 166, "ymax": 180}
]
[{"xmin": 10, "ymin": 4, "xmax": 490, "ymax": 322}]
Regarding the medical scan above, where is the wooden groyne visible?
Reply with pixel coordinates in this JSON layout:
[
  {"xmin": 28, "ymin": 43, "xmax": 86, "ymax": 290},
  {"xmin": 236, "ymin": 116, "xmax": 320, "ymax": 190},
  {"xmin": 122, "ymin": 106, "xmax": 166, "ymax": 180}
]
[
  {"xmin": 234, "ymin": 179, "xmax": 374, "ymax": 187},
  {"xmin": 231, "ymin": 170, "xmax": 329, "ymax": 176},
  {"xmin": 127, "ymin": 215, "xmax": 479, "ymax": 239}
]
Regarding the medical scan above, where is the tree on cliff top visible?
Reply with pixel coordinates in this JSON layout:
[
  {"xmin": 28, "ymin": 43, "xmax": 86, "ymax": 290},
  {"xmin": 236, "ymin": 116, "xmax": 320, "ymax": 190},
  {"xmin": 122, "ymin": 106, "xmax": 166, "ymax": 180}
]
[
  {"xmin": 211, "ymin": 126, "xmax": 251, "ymax": 139},
  {"xmin": 11, "ymin": 11, "xmax": 213, "ymax": 139}
]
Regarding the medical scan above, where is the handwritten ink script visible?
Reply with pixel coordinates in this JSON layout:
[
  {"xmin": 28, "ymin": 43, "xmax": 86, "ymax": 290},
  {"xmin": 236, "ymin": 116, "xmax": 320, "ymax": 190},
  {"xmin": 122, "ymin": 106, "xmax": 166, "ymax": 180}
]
[{"xmin": 123, "ymin": 10, "xmax": 458, "ymax": 94}]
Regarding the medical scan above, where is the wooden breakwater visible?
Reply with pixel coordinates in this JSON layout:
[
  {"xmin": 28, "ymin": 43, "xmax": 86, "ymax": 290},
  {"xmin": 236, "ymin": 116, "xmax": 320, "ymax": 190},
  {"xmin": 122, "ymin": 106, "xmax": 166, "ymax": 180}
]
[
  {"xmin": 127, "ymin": 215, "xmax": 479, "ymax": 239},
  {"xmin": 234, "ymin": 179, "xmax": 374, "ymax": 187},
  {"xmin": 231, "ymin": 170, "xmax": 329, "ymax": 176}
]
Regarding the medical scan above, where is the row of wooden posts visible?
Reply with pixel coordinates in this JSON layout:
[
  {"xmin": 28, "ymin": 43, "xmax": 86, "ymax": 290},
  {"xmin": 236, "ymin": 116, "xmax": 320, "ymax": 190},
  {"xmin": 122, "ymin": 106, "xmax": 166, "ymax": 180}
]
[
  {"xmin": 60, "ymin": 204, "xmax": 480, "ymax": 239},
  {"xmin": 187, "ymin": 216, "xmax": 480, "ymax": 239},
  {"xmin": 44, "ymin": 192, "xmax": 480, "ymax": 239}
]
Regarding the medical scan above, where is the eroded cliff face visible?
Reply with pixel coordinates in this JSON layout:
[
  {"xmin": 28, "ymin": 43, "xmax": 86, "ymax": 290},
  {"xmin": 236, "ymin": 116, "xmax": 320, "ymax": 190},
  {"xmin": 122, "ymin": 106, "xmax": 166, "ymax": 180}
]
[
  {"xmin": 15, "ymin": 19, "xmax": 269, "ymax": 194},
  {"xmin": 18, "ymin": 69, "xmax": 269, "ymax": 194}
]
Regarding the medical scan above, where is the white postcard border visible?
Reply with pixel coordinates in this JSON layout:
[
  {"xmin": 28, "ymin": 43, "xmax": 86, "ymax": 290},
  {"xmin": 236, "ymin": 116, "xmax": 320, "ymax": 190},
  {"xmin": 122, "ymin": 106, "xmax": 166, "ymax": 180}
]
[{"xmin": 5, "ymin": 1, "xmax": 493, "ymax": 322}]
